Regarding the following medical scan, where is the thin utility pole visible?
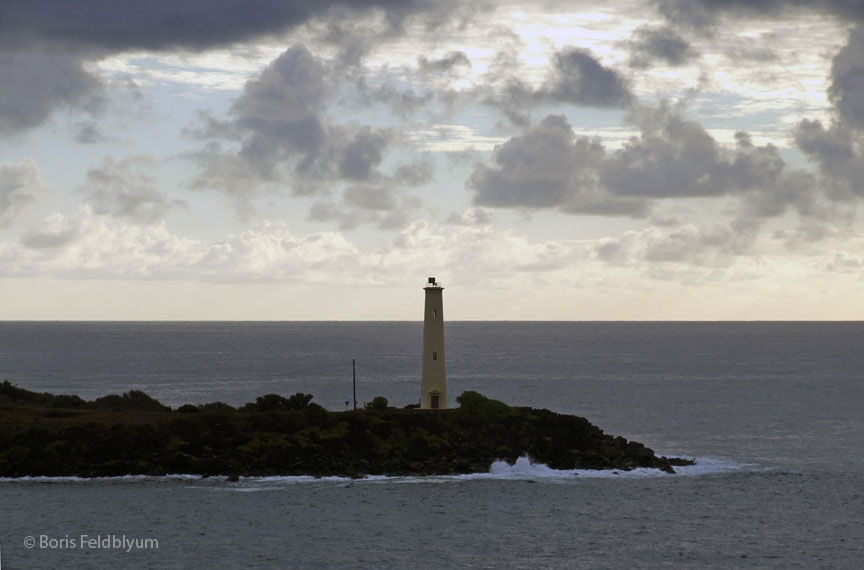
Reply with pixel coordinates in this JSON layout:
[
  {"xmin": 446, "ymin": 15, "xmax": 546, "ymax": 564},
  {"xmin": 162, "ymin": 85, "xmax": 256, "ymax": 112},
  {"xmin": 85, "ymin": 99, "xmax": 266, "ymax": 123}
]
[{"xmin": 352, "ymin": 358, "xmax": 357, "ymax": 411}]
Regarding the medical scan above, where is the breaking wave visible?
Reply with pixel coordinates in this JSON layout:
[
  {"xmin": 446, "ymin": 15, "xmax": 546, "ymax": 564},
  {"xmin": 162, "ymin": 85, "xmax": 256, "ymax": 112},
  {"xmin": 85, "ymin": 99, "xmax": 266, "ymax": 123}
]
[{"xmin": 466, "ymin": 455, "xmax": 758, "ymax": 480}]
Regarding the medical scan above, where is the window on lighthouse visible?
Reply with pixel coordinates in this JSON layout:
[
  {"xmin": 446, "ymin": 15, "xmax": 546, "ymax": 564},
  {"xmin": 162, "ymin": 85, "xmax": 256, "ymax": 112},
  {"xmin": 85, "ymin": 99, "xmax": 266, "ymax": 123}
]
[
  {"xmin": 432, "ymin": 310, "xmax": 437, "ymax": 319},
  {"xmin": 432, "ymin": 352, "xmax": 438, "ymax": 360}
]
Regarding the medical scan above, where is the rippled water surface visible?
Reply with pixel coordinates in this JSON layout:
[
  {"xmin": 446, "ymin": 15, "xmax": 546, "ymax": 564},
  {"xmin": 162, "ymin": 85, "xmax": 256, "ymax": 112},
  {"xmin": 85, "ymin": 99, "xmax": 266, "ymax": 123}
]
[{"xmin": 1, "ymin": 322, "xmax": 862, "ymax": 568}]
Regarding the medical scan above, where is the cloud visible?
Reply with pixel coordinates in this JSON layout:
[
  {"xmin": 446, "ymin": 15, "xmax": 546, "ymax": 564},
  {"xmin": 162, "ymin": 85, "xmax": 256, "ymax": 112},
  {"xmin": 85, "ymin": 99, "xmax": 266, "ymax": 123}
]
[
  {"xmin": 829, "ymin": 26, "xmax": 864, "ymax": 130},
  {"xmin": 189, "ymin": 44, "xmax": 426, "ymax": 225},
  {"xmin": 417, "ymin": 51, "xmax": 471, "ymax": 73},
  {"xmin": 194, "ymin": 221, "xmax": 365, "ymax": 281},
  {"xmin": 543, "ymin": 47, "xmax": 632, "ymax": 108},
  {"xmin": 230, "ymin": 43, "xmax": 328, "ymax": 151},
  {"xmin": 81, "ymin": 156, "xmax": 187, "ymax": 223},
  {"xmin": 408, "ymin": 124, "xmax": 506, "ymax": 152},
  {"xmin": 794, "ymin": 119, "xmax": 864, "ymax": 198},
  {"xmin": 625, "ymin": 26, "xmax": 698, "ymax": 68},
  {"xmin": 469, "ymin": 107, "xmax": 814, "ymax": 221},
  {"xmin": 386, "ymin": 219, "xmax": 593, "ymax": 282},
  {"xmin": 601, "ymin": 116, "xmax": 788, "ymax": 199},
  {"xmin": 469, "ymin": 114, "xmax": 649, "ymax": 217},
  {"xmin": 595, "ymin": 221, "xmax": 759, "ymax": 266},
  {"xmin": 825, "ymin": 250, "xmax": 863, "ymax": 272},
  {"xmin": 357, "ymin": 81, "xmax": 433, "ymax": 118},
  {"xmin": 338, "ymin": 127, "xmax": 391, "ymax": 181},
  {"xmin": 0, "ymin": 160, "xmax": 47, "ymax": 227},
  {"xmin": 1, "ymin": 0, "xmax": 456, "ymax": 135},
  {"xmin": 9, "ymin": 206, "xmax": 363, "ymax": 281},
  {"xmin": 189, "ymin": 45, "xmax": 339, "ymax": 194},
  {"xmin": 4, "ymin": 206, "xmax": 850, "ymax": 294},
  {"xmin": 722, "ymin": 37, "xmax": 780, "ymax": 62},
  {"xmin": 655, "ymin": 0, "xmax": 864, "ymax": 31},
  {"xmin": 787, "ymin": 27, "xmax": 864, "ymax": 203},
  {"xmin": 0, "ymin": 0, "xmax": 446, "ymax": 52},
  {"xmin": 308, "ymin": 185, "xmax": 422, "ymax": 230},
  {"xmin": 480, "ymin": 45, "xmax": 633, "ymax": 126},
  {"xmin": 0, "ymin": 52, "xmax": 103, "ymax": 135},
  {"xmin": 392, "ymin": 159, "xmax": 435, "ymax": 187},
  {"xmin": 446, "ymin": 207, "xmax": 493, "ymax": 226},
  {"xmin": 19, "ymin": 208, "xmax": 106, "ymax": 250}
]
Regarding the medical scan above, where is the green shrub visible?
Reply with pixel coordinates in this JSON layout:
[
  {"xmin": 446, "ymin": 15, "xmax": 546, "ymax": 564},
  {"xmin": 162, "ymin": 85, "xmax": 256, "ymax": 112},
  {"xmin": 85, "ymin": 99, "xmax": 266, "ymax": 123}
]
[
  {"xmin": 0, "ymin": 380, "xmax": 88, "ymax": 408},
  {"xmin": 249, "ymin": 393, "xmax": 319, "ymax": 412},
  {"xmin": 365, "ymin": 396, "xmax": 388, "ymax": 411},
  {"xmin": 93, "ymin": 390, "xmax": 169, "ymax": 412},
  {"xmin": 455, "ymin": 391, "xmax": 515, "ymax": 422},
  {"xmin": 198, "ymin": 402, "xmax": 236, "ymax": 413},
  {"xmin": 165, "ymin": 436, "xmax": 190, "ymax": 452},
  {"xmin": 238, "ymin": 432, "xmax": 291, "ymax": 452}
]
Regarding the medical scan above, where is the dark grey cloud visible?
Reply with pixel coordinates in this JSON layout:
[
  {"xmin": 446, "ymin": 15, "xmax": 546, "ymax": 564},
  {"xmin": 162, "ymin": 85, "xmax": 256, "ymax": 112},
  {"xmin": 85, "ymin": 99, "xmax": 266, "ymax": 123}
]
[
  {"xmin": 739, "ymin": 170, "xmax": 819, "ymax": 220},
  {"xmin": 309, "ymin": 187, "xmax": 421, "ymax": 229},
  {"xmin": 0, "ymin": 52, "xmax": 103, "ymax": 134},
  {"xmin": 1, "ymin": 0, "xmax": 452, "ymax": 135},
  {"xmin": 626, "ymin": 26, "xmax": 698, "ymax": 68},
  {"xmin": 794, "ymin": 119, "xmax": 864, "ymax": 197},
  {"xmin": 469, "ymin": 114, "xmax": 649, "ymax": 217},
  {"xmin": 418, "ymin": 51, "xmax": 471, "ymax": 73},
  {"xmin": 482, "ymin": 79, "xmax": 535, "ymax": 127},
  {"xmin": 344, "ymin": 184, "xmax": 397, "ymax": 211},
  {"xmin": 829, "ymin": 26, "xmax": 864, "ymax": 130},
  {"xmin": 190, "ymin": 44, "xmax": 426, "ymax": 224},
  {"xmin": 304, "ymin": 156, "xmax": 429, "ymax": 228},
  {"xmin": 338, "ymin": 127, "xmax": 390, "ymax": 180},
  {"xmin": 82, "ymin": 156, "xmax": 187, "ymax": 223},
  {"xmin": 0, "ymin": 160, "xmax": 46, "ymax": 227},
  {"xmin": 481, "ymin": 46, "xmax": 633, "ymax": 126},
  {"xmin": 392, "ymin": 159, "xmax": 435, "ymax": 187},
  {"xmin": 359, "ymin": 82, "xmax": 433, "ymax": 117},
  {"xmin": 544, "ymin": 47, "xmax": 632, "ymax": 108},
  {"xmin": 1, "ymin": 0, "xmax": 444, "ymax": 52},
  {"xmin": 350, "ymin": 51, "xmax": 469, "ymax": 119},
  {"xmin": 656, "ymin": 0, "xmax": 864, "ymax": 30},
  {"xmin": 602, "ymin": 119, "xmax": 786, "ymax": 199},
  {"xmin": 191, "ymin": 44, "xmax": 331, "ymax": 191},
  {"xmin": 471, "ymin": 107, "xmax": 819, "ymax": 223}
]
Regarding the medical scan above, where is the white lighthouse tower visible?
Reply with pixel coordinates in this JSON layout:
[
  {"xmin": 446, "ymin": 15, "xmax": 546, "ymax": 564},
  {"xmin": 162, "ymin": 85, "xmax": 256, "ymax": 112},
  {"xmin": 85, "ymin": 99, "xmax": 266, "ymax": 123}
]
[{"xmin": 420, "ymin": 277, "xmax": 447, "ymax": 409}]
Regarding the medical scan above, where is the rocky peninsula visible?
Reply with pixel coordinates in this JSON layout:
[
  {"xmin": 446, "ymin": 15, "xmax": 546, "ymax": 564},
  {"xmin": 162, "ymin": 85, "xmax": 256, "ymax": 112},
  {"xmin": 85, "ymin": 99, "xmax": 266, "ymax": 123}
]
[{"xmin": 0, "ymin": 381, "xmax": 692, "ymax": 478}]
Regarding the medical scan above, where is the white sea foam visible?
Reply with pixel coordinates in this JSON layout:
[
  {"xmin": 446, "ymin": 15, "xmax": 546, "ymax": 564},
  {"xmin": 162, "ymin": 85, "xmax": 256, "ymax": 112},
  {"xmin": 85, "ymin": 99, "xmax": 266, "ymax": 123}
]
[
  {"xmin": 218, "ymin": 455, "xmax": 759, "ymax": 489},
  {"xmin": 449, "ymin": 455, "xmax": 757, "ymax": 481}
]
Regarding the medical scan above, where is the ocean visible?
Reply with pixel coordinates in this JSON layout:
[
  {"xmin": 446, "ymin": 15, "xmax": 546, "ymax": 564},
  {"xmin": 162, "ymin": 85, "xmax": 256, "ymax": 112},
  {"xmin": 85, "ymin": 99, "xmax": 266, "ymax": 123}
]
[{"xmin": 0, "ymin": 322, "xmax": 862, "ymax": 569}]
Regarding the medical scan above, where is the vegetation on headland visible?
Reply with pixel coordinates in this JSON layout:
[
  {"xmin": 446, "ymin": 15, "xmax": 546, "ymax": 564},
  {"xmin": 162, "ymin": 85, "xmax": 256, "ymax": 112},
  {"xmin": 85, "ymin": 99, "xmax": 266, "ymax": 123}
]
[{"xmin": 0, "ymin": 381, "xmax": 692, "ymax": 478}]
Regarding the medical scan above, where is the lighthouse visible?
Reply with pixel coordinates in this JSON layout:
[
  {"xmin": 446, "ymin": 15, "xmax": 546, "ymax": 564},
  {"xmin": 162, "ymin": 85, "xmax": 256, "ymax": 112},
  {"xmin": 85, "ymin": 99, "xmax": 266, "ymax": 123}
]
[{"xmin": 420, "ymin": 277, "xmax": 447, "ymax": 409}]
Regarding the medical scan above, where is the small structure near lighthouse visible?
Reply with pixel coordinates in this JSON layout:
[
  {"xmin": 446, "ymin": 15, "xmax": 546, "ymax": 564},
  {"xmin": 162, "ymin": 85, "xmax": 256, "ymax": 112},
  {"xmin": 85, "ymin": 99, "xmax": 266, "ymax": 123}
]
[{"xmin": 420, "ymin": 277, "xmax": 447, "ymax": 409}]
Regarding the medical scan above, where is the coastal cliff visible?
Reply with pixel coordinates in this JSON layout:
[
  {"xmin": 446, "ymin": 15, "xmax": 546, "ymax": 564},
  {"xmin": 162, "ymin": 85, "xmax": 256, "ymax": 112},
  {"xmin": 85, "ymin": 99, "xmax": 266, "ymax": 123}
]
[{"xmin": 0, "ymin": 382, "xmax": 691, "ymax": 477}]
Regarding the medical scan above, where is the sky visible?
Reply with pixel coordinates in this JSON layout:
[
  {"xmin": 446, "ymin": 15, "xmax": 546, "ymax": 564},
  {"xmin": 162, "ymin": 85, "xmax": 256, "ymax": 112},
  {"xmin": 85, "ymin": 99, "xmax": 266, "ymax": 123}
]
[{"xmin": 1, "ymin": 0, "xmax": 864, "ymax": 320}]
